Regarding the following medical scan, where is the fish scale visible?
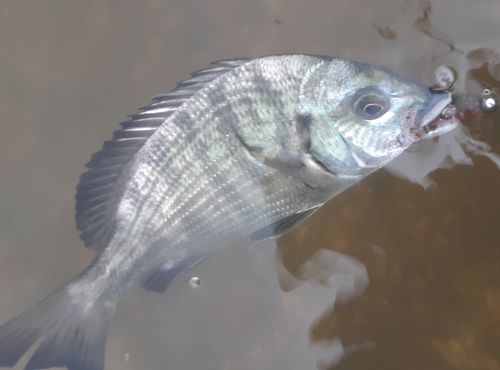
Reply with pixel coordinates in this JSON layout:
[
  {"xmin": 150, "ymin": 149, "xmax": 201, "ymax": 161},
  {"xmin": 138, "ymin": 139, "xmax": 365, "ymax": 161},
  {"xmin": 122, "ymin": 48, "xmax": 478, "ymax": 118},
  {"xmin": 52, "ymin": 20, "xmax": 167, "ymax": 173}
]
[
  {"xmin": 0, "ymin": 54, "xmax": 456, "ymax": 370},
  {"xmin": 114, "ymin": 60, "xmax": 314, "ymax": 253}
]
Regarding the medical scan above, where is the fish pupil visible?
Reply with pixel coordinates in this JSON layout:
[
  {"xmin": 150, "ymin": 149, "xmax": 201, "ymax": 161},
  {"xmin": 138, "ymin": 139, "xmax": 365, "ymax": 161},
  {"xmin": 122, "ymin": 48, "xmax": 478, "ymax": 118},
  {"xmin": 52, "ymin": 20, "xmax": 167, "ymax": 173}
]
[
  {"xmin": 364, "ymin": 103, "xmax": 383, "ymax": 116},
  {"xmin": 352, "ymin": 87, "xmax": 390, "ymax": 120}
]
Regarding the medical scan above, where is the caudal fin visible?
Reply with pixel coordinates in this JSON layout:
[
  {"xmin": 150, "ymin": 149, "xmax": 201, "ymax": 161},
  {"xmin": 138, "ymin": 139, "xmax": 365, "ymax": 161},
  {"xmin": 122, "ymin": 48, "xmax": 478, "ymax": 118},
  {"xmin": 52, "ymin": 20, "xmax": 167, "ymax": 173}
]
[{"xmin": 0, "ymin": 282, "xmax": 116, "ymax": 370}]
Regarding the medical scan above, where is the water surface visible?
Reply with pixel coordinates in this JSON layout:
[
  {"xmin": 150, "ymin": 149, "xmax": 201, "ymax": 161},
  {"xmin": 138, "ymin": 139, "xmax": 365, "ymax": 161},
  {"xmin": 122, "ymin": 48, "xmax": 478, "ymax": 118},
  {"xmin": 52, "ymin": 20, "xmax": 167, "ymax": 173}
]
[{"xmin": 0, "ymin": 0, "xmax": 499, "ymax": 369}]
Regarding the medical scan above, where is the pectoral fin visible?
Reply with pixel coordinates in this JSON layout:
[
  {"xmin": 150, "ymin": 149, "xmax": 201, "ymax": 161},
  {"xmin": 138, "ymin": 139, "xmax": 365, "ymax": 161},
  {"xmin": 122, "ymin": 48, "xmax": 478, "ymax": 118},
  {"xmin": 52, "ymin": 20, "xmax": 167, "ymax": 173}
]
[{"xmin": 251, "ymin": 207, "xmax": 320, "ymax": 242}]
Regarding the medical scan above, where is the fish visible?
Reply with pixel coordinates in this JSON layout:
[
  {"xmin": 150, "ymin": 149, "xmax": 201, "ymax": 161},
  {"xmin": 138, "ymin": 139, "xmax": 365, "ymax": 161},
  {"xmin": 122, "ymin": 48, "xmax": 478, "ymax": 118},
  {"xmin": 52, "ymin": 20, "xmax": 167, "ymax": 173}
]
[{"xmin": 0, "ymin": 54, "xmax": 455, "ymax": 370}]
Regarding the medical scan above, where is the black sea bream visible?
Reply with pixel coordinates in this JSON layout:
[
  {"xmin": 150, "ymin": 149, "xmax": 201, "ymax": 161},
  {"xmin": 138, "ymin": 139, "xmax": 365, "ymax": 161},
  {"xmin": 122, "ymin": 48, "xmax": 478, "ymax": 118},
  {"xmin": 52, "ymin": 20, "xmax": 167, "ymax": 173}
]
[{"xmin": 0, "ymin": 55, "xmax": 455, "ymax": 370}]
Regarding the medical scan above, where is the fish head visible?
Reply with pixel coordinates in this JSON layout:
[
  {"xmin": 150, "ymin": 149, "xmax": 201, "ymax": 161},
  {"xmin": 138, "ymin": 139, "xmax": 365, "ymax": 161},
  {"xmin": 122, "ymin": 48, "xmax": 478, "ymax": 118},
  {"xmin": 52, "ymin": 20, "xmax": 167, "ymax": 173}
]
[{"xmin": 304, "ymin": 59, "xmax": 457, "ymax": 176}]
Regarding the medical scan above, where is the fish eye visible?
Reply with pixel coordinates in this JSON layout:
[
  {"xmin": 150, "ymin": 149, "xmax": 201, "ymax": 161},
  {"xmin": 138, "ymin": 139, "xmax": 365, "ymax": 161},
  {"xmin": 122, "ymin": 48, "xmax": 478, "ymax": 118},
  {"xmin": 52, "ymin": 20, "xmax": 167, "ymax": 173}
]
[{"xmin": 352, "ymin": 88, "xmax": 390, "ymax": 120}]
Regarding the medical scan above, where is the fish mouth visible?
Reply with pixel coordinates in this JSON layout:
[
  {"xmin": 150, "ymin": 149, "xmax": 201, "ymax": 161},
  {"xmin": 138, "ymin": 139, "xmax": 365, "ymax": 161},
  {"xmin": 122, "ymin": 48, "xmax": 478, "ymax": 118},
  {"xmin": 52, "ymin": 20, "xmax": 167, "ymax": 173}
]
[{"xmin": 400, "ymin": 89, "xmax": 458, "ymax": 142}]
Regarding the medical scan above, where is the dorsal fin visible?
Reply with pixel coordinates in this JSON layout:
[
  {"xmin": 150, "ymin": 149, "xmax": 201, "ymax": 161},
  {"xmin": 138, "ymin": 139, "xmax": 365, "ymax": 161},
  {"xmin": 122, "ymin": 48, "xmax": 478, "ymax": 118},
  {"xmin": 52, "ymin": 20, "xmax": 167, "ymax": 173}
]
[{"xmin": 75, "ymin": 58, "xmax": 254, "ymax": 251}]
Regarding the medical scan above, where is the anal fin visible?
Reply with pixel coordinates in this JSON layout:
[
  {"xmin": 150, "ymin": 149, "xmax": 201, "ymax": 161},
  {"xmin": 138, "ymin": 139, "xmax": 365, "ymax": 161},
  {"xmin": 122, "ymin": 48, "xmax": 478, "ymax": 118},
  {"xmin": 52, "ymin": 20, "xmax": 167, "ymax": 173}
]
[
  {"xmin": 251, "ymin": 207, "xmax": 320, "ymax": 242},
  {"xmin": 140, "ymin": 253, "xmax": 211, "ymax": 293}
]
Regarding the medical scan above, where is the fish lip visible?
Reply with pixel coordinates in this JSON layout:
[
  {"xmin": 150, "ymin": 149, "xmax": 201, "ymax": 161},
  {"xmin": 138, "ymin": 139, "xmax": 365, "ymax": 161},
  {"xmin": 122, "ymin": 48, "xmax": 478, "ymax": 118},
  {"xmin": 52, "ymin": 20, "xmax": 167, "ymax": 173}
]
[
  {"xmin": 415, "ymin": 89, "xmax": 452, "ymax": 129},
  {"xmin": 400, "ymin": 89, "xmax": 455, "ymax": 142}
]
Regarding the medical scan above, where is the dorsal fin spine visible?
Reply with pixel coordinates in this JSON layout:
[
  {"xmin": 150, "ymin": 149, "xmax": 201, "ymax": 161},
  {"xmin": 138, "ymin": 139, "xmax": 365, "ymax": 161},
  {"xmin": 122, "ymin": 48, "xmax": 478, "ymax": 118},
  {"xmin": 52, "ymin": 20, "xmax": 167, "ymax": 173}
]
[{"xmin": 75, "ymin": 58, "xmax": 254, "ymax": 251}]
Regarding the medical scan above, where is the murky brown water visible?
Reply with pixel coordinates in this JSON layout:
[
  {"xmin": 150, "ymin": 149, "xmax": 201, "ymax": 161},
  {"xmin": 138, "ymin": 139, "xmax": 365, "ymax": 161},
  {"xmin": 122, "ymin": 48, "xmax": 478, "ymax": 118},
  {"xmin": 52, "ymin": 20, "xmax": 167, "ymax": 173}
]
[{"xmin": 0, "ymin": 1, "xmax": 499, "ymax": 369}]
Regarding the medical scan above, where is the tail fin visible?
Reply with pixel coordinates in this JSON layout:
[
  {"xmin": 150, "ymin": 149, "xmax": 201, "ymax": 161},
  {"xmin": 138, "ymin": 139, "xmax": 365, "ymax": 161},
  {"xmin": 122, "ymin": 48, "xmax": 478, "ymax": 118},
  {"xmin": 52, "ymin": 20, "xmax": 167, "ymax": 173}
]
[{"xmin": 0, "ymin": 282, "xmax": 116, "ymax": 370}]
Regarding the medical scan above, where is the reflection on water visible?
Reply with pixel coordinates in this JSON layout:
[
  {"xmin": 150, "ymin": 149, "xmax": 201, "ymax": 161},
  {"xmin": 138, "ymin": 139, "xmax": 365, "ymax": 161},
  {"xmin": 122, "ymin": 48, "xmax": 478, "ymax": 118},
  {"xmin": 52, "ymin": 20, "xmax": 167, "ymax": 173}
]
[
  {"xmin": 1, "ymin": 0, "xmax": 500, "ymax": 369},
  {"xmin": 406, "ymin": 0, "xmax": 462, "ymax": 59}
]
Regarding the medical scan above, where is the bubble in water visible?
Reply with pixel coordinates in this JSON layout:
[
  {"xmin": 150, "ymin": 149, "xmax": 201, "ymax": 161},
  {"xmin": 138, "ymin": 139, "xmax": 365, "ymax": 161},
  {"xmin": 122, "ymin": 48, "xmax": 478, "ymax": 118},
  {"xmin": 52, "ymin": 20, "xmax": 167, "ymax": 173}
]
[
  {"xmin": 433, "ymin": 65, "xmax": 456, "ymax": 89},
  {"xmin": 189, "ymin": 277, "xmax": 201, "ymax": 287},
  {"xmin": 124, "ymin": 354, "xmax": 129, "ymax": 362}
]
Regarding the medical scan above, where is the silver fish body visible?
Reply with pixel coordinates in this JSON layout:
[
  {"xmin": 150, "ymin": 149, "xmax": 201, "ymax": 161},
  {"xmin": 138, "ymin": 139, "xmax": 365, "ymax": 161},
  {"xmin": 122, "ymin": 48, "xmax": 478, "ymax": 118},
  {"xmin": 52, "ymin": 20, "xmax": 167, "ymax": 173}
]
[{"xmin": 0, "ymin": 55, "xmax": 454, "ymax": 370}]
